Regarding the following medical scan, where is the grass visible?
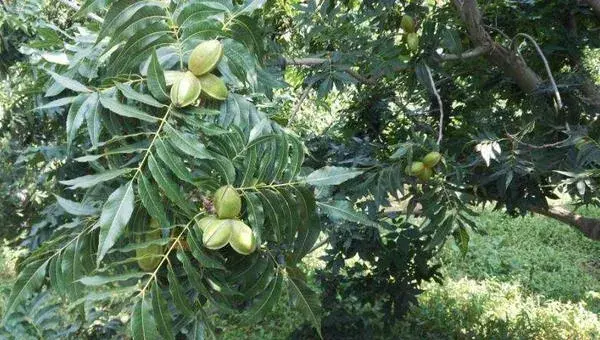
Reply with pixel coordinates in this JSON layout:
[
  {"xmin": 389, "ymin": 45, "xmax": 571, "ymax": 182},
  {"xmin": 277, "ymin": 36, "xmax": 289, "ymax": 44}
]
[
  {"xmin": 397, "ymin": 278, "xmax": 600, "ymax": 339},
  {"xmin": 438, "ymin": 208, "xmax": 600, "ymax": 314}
]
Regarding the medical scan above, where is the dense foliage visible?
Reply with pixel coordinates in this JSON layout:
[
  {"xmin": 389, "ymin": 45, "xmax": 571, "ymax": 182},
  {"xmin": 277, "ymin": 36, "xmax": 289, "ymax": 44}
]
[{"xmin": 1, "ymin": 0, "xmax": 599, "ymax": 338}]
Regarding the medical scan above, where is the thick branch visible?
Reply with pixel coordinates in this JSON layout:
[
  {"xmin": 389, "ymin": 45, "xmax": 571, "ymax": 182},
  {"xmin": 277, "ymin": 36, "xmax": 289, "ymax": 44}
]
[
  {"xmin": 390, "ymin": 201, "xmax": 600, "ymax": 241},
  {"xmin": 453, "ymin": 0, "xmax": 542, "ymax": 93},
  {"xmin": 528, "ymin": 205, "xmax": 600, "ymax": 240}
]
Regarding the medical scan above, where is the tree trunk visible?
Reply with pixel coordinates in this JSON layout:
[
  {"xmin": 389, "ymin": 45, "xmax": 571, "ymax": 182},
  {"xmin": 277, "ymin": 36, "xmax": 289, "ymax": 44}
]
[
  {"xmin": 452, "ymin": 0, "xmax": 542, "ymax": 93},
  {"xmin": 585, "ymin": 0, "xmax": 600, "ymax": 20}
]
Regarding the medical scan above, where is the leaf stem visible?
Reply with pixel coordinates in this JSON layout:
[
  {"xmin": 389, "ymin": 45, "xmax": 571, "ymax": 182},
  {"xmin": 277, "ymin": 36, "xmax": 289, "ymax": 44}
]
[{"xmin": 137, "ymin": 211, "xmax": 204, "ymax": 297}]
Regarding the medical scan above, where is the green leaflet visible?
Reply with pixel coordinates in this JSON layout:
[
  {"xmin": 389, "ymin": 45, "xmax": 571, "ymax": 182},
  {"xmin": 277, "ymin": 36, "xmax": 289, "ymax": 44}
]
[
  {"xmin": 97, "ymin": 182, "xmax": 136, "ymax": 265},
  {"xmin": 117, "ymin": 83, "xmax": 165, "ymax": 108},
  {"xmin": 317, "ymin": 200, "xmax": 379, "ymax": 228},
  {"xmin": 54, "ymin": 194, "xmax": 98, "ymax": 216},
  {"xmin": 137, "ymin": 173, "xmax": 170, "ymax": 229},
  {"xmin": 155, "ymin": 138, "xmax": 195, "ymax": 184},
  {"xmin": 131, "ymin": 297, "xmax": 161, "ymax": 340},
  {"xmin": 99, "ymin": 95, "xmax": 159, "ymax": 123},
  {"xmin": 244, "ymin": 192, "xmax": 265, "ymax": 244},
  {"xmin": 243, "ymin": 261, "xmax": 275, "ymax": 298},
  {"xmin": 60, "ymin": 168, "xmax": 134, "ymax": 190},
  {"xmin": 151, "ymin": 283, "xmax": 175, "ymax": 340},
  {"xmin": 167, "ymin": 265, "xmax": 195, "ymax": 317},
  {"xmin": 286, "ymin": 268, "xmax": 322, "ymax": 339},
  {"xmin": 147, "ymin": 50, "xmax": 169, "ymax": 102},
  {"xmin": 61, "ymin": 238, "xmax": 85, "ymax": 301},
  {"xmin": 290, "ymin": 186, "xmax": 321, "ymax": 263},
  {"xmin": 85, "ymin": 92, "xmax": 102, "ymax": 148},
  {"xmin": 108, "ymin": 24, "xmax": 173, "ymax": 75},
  {"xmin": 66, "ymin": 94, "xmax": 88, "ymax": 151},
  {"xmin": 163, "ymin": 123, "xmax": 214, "ymax": 159},
  {"xmin": 75, "ymin": 141, "xmax": 148, "ymax": 162},
  {"xmin": 176, "ymin": 251, "xmax": 204, "ymax": 293},
  {"xmin": 304, "ymin": 166, "xmax": 364, "ymax": 186},
  {"xmin": 46, "ymin": 70, "xmax": 91, "ymax": 94},
  {"xmin": 245, "ymin": 269, "xmax": 283, "ymax": 321},
  {"xmin": 98, "ymin": 1, "xmax": 167, "ymax": 43},
  {"xmin": 79, "ymin": 272, "xmax": 148, "ymax": 286},
  {"xmin": 35, "ymin": 96, "xmax": 78, "ymax": 110},
  {"xmin": 3, "ymin": 259, "xmax": 49, "ymax": 322},
  {"xmin": 147, "ymin": 153, "xmax": 194, "ymax": 215}
]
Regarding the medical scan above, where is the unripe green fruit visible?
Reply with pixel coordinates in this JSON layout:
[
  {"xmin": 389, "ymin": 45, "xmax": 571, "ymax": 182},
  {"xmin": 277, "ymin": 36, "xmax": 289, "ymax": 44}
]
[
  {"xmin": 196, "ymin": 215, "xmax": 218, "ymax": 232},
  {"xmin": 410, "ymin": 161, "xmax": 425, "ymax": 175},
  {"xmin": 137, "ymin": 220, "xmax": 163, "ymax": 271},
  {"xmin": 188, "ymin": 40, "xmax": 223, "ymax": 76},
  {"xmin": 401, "ymin": 15, "xmax": 415, "ymax": 33},
  {"xmin": 202, "ymin": 219, "xmax": 232, "ymax": 250},
  {"xmin": 198, "ymin": 73, "xmax": 228, "ymax": 100},
  {"xmin": 164, "ymin": 70, "xmax": 186, "ymax": 86},
  {"xmin": 418, "ymin": 167, "xmax": 433, "ymax": 181},
  {"xmin": 229, "ymin": 220, "xmax": 257, "ymax": 255},
  {"xmin": 214, "ymin": 185, "xmax": 241, "ymax": 219},
  {"xmin": 575, "ymin": 138, "xmax": 587, "ymax": 150},
  {"xmin": 423, "ymin": 151, "xmax": 442, "ymax": 168},
  {"xmin": 170, "ymin": 71, "xmax": 201, "ymax": 107},
  {"xmin": 407, "ymin": 33, "xmax": 419, "ymax": 52}
]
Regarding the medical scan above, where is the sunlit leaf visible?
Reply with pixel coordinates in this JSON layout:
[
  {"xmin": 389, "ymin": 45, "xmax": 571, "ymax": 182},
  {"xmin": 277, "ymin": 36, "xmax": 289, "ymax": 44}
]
[{"xmin": 304, "ymin": 166, "xmax": 363, "ymax": 186}]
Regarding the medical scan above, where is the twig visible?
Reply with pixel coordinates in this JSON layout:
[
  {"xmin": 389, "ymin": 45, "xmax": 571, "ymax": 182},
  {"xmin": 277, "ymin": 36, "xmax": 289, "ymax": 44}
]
[
  {"xmin": 435, "ymin": 46, "xmax": 490, "ymax": 61},
  {"xmin": 423, "ymin": 64, "xmax": 444, "ymax": 145},
  {"xmin": 56, "ymin": 0, "xmax": 104, "ymax": 23},
  {"xmin": 341, "ymin": 66, "xmax": 373, "ymax": 84},
  {"xmin": 285, "ymin": 57, "xmax": 329, "ymax": 66},
  {"xmin": 511, "ymin": 33, "xmax": 563, "ymax": 110},
  {"xmin": 284, "ymin": 57, "xmax": 372, "ymax": 84},
  {"xmin": 506, "ymin": 133, "xmax": 571, "ymax": 149},
  {"xmin": 286, "ymin": 84, "xmax": 313, "ymax": 127}
]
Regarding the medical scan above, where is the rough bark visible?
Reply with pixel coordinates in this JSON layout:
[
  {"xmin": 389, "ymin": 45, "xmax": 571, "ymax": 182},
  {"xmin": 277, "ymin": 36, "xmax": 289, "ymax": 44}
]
[
  {"xmin": 585, "ymin": 0, "xmax": 600, "ymax": 20},
  {"xmin": 529, "ymin": 205, "xmax": 600, "ymax": 240},
  {"xmin": 452, "ymin": 0, "xmax": 542, "ymax": 93}
]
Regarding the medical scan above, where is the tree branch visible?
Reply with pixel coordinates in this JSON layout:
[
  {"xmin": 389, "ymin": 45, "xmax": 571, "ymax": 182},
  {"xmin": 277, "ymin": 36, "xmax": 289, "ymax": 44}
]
[
  {"xmin": 284, "ymin": 57, "xmax": 374, "ymax": 84},
  {"xmin": 511, "ymin": 33, "xmax": 563, "ymax": 109},
  {"xmin": 528, "ymin": 205, "xmax": 600, "ymax": 240},
  {"xmin": 453, "ymin": 0, "xmax": 542, "ymax": 93},
  {"xmin": 422, "ymin": 64, "xmax": 445, "ymax": 145},
  {"xmin": 287, "ymin": 84, "xmax": 312, "ymax": 127},
  {"xmin": 285, "ymin": 57, "xmax": 329, "ymax": 66},
  {"xmin": 390, "ymin": 201, "xmax": 600, "ymax": 241},
  {"xmin": 506, "ymin": 133, "xmax": 571, "ymax": 149},
  {"xmin": 435, "ymin": 46, "xmax": 490, "ymax": 61}
]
